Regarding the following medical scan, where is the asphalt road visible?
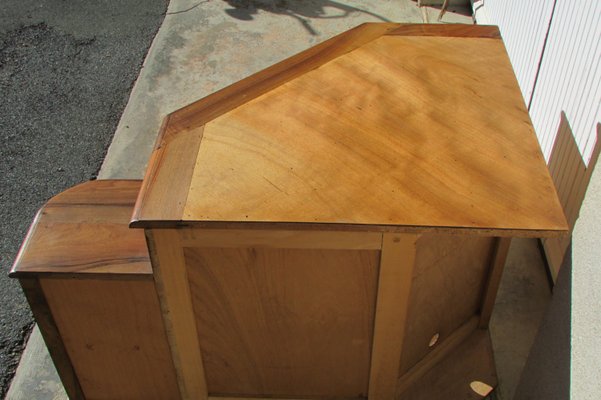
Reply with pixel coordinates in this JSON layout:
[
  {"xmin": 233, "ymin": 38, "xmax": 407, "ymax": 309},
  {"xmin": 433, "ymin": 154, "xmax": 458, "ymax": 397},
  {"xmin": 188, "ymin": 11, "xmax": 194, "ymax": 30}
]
[{"xmin": 0, "ymin": 1, "xmax": 167, "ymax": 395}]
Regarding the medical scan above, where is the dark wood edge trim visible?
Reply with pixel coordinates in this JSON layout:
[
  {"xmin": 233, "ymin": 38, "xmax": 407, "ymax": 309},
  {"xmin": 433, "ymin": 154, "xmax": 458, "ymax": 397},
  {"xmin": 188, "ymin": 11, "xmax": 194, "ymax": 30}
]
[
  {"xmin": 11, "ymin": 272, "xmax": 152, "ymax": 280},
  {"xmin": 19, "ymin": 278, "xmax": 85, "ymax": 400},
  {"xmin": 385, "ymin": 24, "xmax": 501, "ymax": 39},
  {"xmin": 165, "ymin": 22, "xmax": 399, "ymax": 135},
  {"xmin": 130, "ymin": 123, "xmax": 204, "ymax": 226},
  {"xmin": 131, "ymin": 115, "xmax": 172, "ymax": 225},
  {"xmin": 129, "ymin": 220, "xmax": 568, "ymax": 238},
  {"xmin": 479, "ymin": 237, "xmax": 512, "ymax": 328},
  {"xmin": 9, "ymin": 209, "xmax": 44, "ymax": 277}
]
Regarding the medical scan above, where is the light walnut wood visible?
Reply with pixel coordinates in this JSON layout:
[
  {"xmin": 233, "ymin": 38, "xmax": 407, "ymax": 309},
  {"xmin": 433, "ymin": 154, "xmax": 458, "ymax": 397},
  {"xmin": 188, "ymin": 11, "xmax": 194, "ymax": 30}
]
[
  {"xmin": 12, "ymin": 180, "xmax": 180, "ymax": 399},
  {"xmin": 399, "ymin": 234, "xmax": 494, "ymax": 374},
  {"xmin": 369, "ymin": 233, "xmax": 419, "ymax": 399},
  {"xmin": 178, "ymin": 229, "xmax": 382, "ymax": 249},
  {"xmin": 185, "ymin": 245, "xmax": 379, "ymax": 397},
  {"xmin": 146, "ymin": 229, "xmax": 208, "ymax": 400},
  {"xmin": 131, "ymin": 23, "xmax": 399, "ymax": 228},
  {"xmin": 181, "ymin": 34, "xmax": 565, "ymax": 235},
  {"xmin": 127, "ymin": 24, "xmax": 570, "ymax": 400},
  {"xmin": 40, "ymin": 278, "xmax": 179, "ymax": 399},
  {"xmin": 131, "ymin": 121, "xmax": 204, "ymax": 224},
  {"xmin": 132, "ymin": 24, "xmax": 566, "ymax": 238},
  {"xmin": 165, "ymin": 23, "xmax": 400, "ymax": 136}
]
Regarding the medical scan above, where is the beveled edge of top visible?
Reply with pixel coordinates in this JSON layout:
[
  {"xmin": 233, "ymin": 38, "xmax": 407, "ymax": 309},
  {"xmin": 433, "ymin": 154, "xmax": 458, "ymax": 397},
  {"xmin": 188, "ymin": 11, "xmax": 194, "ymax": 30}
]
[{"xmin": 129, "ymin": 220, "xmax": 567, "ymax": 238}]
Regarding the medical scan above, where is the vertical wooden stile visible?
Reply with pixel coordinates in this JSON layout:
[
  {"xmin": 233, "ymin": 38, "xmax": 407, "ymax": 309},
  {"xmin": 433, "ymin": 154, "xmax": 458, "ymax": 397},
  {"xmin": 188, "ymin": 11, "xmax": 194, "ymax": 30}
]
[
  {"xmin": 146, "ymin": 229, "xmax": 208, "ymax": 400},
  {"xmin": 368, "ymin": 233, "xmax": 419, "ymax": 399}
]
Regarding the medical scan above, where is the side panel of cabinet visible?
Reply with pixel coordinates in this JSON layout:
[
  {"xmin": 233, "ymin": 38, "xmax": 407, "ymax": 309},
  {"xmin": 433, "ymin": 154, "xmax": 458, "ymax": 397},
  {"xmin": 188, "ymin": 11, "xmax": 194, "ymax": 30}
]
[
  {"xmin": 185, "ymin": 246, "xmax": 379, "ymax": 398},
  {"xmin": 399, "ymin": 234, "xmax": 495, "ymax": 375},
  {"xmin": 40, "ymin": 277, "xmax": 180, "ymax": 400}
]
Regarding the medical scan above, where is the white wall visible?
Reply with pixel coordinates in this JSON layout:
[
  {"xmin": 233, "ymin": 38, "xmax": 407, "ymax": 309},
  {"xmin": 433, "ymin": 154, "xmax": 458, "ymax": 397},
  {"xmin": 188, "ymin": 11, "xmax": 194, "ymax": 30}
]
[{"xmin": 474, "ymin": 0, "xmax": 601, "ymax": 164}]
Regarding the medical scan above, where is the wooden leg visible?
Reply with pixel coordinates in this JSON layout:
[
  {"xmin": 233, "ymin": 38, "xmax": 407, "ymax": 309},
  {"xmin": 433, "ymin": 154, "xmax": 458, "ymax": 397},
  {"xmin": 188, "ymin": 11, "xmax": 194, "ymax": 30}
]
[
  {"xmin": 479, "ymin": 238, "xmax": 512, "ymax": 328},
  {"xmin": 20, "ymin": 278, "xmax": 85, "ymax": 400},
  {"xmin": 368, "ymin": 233, "xmax": 419, "ymax": 399},
  {"xmin": 146, "ymin": 229, "xmax": 208, "ymax": 400}
]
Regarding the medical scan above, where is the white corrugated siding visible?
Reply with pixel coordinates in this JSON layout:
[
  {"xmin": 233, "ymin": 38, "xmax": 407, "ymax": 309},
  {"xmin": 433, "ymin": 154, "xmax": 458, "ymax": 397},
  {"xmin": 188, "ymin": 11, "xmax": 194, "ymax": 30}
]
[
  {"xmin": 473, "ymin": 0, "xmax": 554, "ymax": 102},
  {"xmin": 476, "ymin": 0, "xmax": 601, "ymax": 165},
  {"xmin": 529, "ymin": 1, "xmax": 601, "ymax": 163}
]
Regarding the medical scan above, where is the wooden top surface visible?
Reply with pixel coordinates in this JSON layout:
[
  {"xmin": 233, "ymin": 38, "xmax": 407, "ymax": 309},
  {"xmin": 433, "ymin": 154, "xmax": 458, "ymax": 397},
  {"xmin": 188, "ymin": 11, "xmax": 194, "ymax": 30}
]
[
  {"xmin": 132, "ymin": 23, "xmax": 567, "ymax": 237},
  {"xmin": 11, "ymin": 180, "xmax": 151, "ymax": 277}
]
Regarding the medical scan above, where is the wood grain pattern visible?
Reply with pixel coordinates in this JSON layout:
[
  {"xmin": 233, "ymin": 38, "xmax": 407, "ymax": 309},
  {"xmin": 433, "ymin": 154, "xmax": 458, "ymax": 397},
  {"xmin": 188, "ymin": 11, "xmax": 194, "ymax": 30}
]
[
  {"xmin": 47, "ymin": 179, "xmax": 142, "ymax": 206},
  {"xmin": 180, "ymin": 35, "xmax": 565, "ymax": 236},
  {"xmin": 184, "ymin": 246, "xmax": 379, "ymax": 398},
  {"xmin": 130, "ymin": 122, "xmax": 204, "ymax": 225},
  {"xmin": 178, "ymin": 229, "xmax": 382, "ymax": 249},
  {"xmin": 399, "ymin": 234, "xmax": 494, "ymax": 375},
  {"xmin": 40, "ymin": 277, "xmax": 180, "ymax": 400},
  {"xmin": 131, "ymin": 23, "xmax": 398, "ymax": 227},
  {"xmin": 542, "ymin": 116, "xmax": 601, "ymax": 281},
  {"xmin": 146, "ymin": 229, "xmax": 208, "ymax": 400},
  {"xmin": 479, "ymin": 238, "xmax": 512, "ymax": 328},
  {"xmin": 19, "ymin": 278, "xmax": 85, "ymax": 400},
  {"xmin": 164, "ymin": 23, "xmax": 399, "ymax": 136},
  {"xmin": 131, "ymin": 24, "xmax": 566, "ymax": 238},
  {"xmin": 369, "ymin": 233, "xmax": 419, "ymax": 400},
  {"xmin": 396, "ymin": 329, "xmax": 497, "ymax": 399},
  {"xmin": 386, "ymin": 24, "xmax": 501, "ymax": 38},
  {"xmin": 10, "ymin": 180, "xmax": 149, "ymax": 278}
]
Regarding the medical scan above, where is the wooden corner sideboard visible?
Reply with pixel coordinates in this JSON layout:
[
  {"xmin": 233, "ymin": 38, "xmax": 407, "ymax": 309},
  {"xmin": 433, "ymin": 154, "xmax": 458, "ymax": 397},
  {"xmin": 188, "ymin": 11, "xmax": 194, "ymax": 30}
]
[
  {"xmin": 129, "ymin": 23, "xmax": 568, "ymax": 400},
  {"xmin": 10, "ymin": 23, "xmax": 568, "ymax": 400}
]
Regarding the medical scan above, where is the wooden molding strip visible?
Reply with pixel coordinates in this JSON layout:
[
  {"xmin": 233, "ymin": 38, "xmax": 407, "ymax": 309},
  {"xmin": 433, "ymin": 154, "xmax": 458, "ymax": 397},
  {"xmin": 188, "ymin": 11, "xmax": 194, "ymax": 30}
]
[
  {"xmin": 178, "ymin": 229, "xmax": 382, "ymax": 249},
  {"xmin": 368, "ymin": 233, "xmax": 420, "ymax": 399},
  {"xmin": 165, "ymin": 23, "xmax": 399, "ymax": 135},
  {"xmin": 386, "ymin": 24, "xmax": 501, "ymax": 39},
  {"xmin": 131, "ymin": 219, "xmax": 568, "ymax": 238},
  {"xmin": 131, "ymin": 124, "xmax": 204, "ymax": 225}
]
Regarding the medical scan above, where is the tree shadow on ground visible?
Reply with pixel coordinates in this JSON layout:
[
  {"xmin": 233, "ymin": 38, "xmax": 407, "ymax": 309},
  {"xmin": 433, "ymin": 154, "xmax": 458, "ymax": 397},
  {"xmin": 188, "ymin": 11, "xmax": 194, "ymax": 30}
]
[{"xmin": 222, "ymin": 0, "xmax": 391, "ymax": 35}]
